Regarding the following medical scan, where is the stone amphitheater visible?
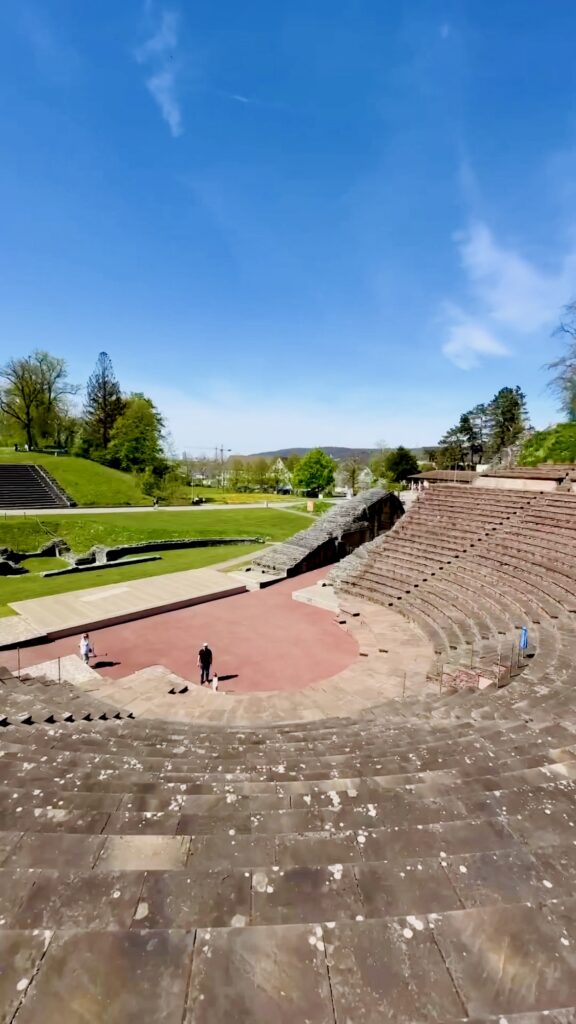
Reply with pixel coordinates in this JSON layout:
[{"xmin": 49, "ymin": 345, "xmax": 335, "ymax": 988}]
[{"xmin": 2, "ymin": 471, "xmax": 576, "ymax": 1021}]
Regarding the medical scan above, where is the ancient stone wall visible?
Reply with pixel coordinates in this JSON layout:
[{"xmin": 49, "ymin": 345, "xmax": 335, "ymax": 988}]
[{"xmin": 248, "ymin": 490, "xmax": 403, "ymax": 578}]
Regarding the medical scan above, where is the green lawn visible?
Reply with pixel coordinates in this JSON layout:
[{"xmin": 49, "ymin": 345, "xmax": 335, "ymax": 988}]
[
  {"xmin": 0, "ymin": 450, "xmax": 149, "ymax": 506},
  {"xmin": 0, "ymin": 543, "xmax": 266, "ymax": 615},
  {"xmin": 0, "ymin": 508, "xmax": 306, "ymax": 552},
  {"xmin": 19, "ymin": 556, "xmax": 70, "ymax": 573},
  {"xmin": 288, "ymin": 500, "xmax": 333, "ymax": 517},
  {"xmin": 0, "ymin": 508, "xmax": 311, "ymax": 616}
]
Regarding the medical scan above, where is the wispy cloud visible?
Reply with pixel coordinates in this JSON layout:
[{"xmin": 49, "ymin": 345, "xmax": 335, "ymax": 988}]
[
  {"xmin": 442, "ymin": 221, "xmax": 576, "ymax": 369},
  {"xmin": 441, "ymin": 302, "xmax": 510, "ymax": 370},
  {"xmin": 135, "ymin": 7, "xmax": 183, "ymax": 137}
]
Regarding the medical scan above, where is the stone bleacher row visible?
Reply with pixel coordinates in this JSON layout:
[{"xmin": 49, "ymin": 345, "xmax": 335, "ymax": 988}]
[
  {"xmin": 331, "ymin": 486, "xmax": 576, "ymax": 681},
  {"xmin": 0, "ymin": 463, "xmax": 72, "ymax": 509},
  {"xmin": 1, "ymin": 483, "xmax": 576, "ymax": 1020}
]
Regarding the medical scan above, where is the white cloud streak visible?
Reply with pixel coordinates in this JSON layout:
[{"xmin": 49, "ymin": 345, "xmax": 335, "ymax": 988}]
[
  {"xmin": 135, "ymin": 8, "xmax": 183, "ymax": 138},
  {"xmin": 442, "ymin": 221, "xmax": 576, "ymax": 369},
  {"xmin": 441, "ymin": 302, "xmax": 510, "ymax": 370}
]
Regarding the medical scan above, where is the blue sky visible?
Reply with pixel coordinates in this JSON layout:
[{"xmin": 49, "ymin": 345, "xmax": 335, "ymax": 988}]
[{"xmin": 1, "ymin": 1, "xmax": 575, "ymax": 453}]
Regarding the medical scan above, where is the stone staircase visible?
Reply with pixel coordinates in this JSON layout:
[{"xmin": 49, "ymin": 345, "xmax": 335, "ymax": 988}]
[{"xmin": 0, "ymin": 463, "xmax": 73, "ymax": 509}]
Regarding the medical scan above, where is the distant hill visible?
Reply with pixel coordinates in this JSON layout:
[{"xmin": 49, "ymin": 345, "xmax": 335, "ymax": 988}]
[{"xmin": 244, "ymin": 446, "xmax": 431, "ymax": 462}]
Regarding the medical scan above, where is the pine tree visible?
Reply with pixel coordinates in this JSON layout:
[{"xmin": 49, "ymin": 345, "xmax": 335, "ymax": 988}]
[
  {"xmin": 83, "ymin": 352, "xmax": 125, "ymax": 453},
  {"xmin": 486, "ymin": 386, "xmax": 528, "ymax": 457}
]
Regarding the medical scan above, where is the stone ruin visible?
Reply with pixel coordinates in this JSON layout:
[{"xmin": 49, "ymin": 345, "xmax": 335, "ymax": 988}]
[
  {"xmin": 0, "ymin": 536, "xmax": 265, "ymax": 578},
  {"xmin": 246, "ymin": 489, "xmax": 404, "ymax": 580}
]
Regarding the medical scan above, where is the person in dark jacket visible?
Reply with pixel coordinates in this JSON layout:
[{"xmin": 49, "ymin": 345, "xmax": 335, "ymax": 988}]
[{"xmin": 198, "ymin": 642, "xmax": 213, "ymax": 685}]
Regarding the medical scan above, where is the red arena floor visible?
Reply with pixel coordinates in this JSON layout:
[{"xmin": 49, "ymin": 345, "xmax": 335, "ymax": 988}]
[{"xmin": 3, "ymin": 569, "xmax": 358, "ymax": 693}]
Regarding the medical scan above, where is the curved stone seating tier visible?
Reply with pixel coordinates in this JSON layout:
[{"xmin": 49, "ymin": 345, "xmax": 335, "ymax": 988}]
[
  {"xmin": 332, "ymin": 487, "xmax": 576, "ymax": 678},
  {"xmin": 2, "ymin": 482, "xmax": 576, "ymax": 1019}
]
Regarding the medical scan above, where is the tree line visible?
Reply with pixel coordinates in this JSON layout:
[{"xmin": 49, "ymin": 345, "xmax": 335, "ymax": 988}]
[{"xmin": 0, "ymin": 350, "xmax": 168, "ymax": 491}]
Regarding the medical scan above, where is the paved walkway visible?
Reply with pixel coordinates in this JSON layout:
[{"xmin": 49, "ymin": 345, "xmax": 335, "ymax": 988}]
[
  {"xmin": 0, "ymin": 501, "xmax": 312, "ymax": 517},
  {"xmin": 8, "ymin": 567, "xmax": 245, "ymax": 639}
]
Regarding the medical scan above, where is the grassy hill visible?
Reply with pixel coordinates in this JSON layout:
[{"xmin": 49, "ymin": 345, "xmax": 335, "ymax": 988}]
[
  {"xmin": 0, "ymin": 450, "xmax": 149, "ymax": 506},
  {"xmin": 518, "ymin": 424, "xmax": 576, "ymax": 466}
]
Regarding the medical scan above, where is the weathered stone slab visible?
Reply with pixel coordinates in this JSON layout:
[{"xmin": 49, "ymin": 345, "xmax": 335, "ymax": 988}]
[
  {"xmin": 251, "ymin": 864, "xmax": 363, "ymax": 925},
  {"xmin": 178, "ymin": 811, "xmax": 252, "ymax": 835},
  {"xmin": 185, "ymin": 924, "xmax": 334, "ymax": 1023},
  {"xmin": 2, "ymin": 834, "xmax": 104, "ymax": 870},
  {"xmin": 326, "ymin": 917, "xmax": 463, "ymax": 1023},
  {"xmin": 530, "ymin": 845, "xmax": 576, "ymax": 893},
  {"xmin": 275, "ymin": 830, "xmax": 359, "ymax": 868},
  {"xmin": 358, "ymin": 819, "xmax": 519, "ymax": 861},
  {"xmin": 441, "ymin": 849, "xmax": 551, "ymax": 908},
  {"xmin": 355, "ymin": 858, "xmax": 462, "ymax": 916},
  {"xmin": 433, "ymin": 903, "xmax": 576, "ymax": 1015},
  {"xmin": 15, "ymin": 930, "xmax": 195, "ymax": 1024},
  {"xmin": 13, "ymin": 871, "xmax": 144, "ymax": 930},
  {"xmin": 0, "ymin": 869, "xmax": 47, "ymax": 927},
  {"xmin": 0, "ymin": 929, "xmax": 53, "ymax": 1023},
  {"xmin": 96, "ymin": 835, "xmax": 190, "ymax": 871},
  {"xmin": 0, "ymin": 832, "xmax": 24, "ymax": 866},
  {"xmin": 188, "ymin": 833, "xmax": 275, "ymax": 869},
  {"xmin": 132, "ymin": 869, "xmax": 251, "ymax": 929},
  {"xmin": 104, "ymin": 811, "xmax": 181, "ymax": 835}
]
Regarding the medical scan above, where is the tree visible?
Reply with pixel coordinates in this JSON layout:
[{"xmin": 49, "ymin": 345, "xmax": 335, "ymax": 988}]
[
  {"xmin": 293, "ymin": 448, "xmax": 336, "ymax": 493},
  {"xmin": 435, "ymin": 426, "xmax": 466, "ymax": 469},
  {"xmin": 0, "ymin": 356, "xmax": 44, "ymax": 448},
  {"xmin": 227, "ymin": 457, "xmax": 250, "ymax": 491},
  {"xmin": 485, "ymin": 386, "xmax": 528, "ymax": 457},
  {"xmin": 83, "ymin": 352, "xmax": 125, "ymax": 454},
  {"xmin": 249, "ymin": 457, "xmax": 271, "ymax": 491},
  {"xmin": 434, "ymin": 388, "xmax": 528, "ymax": 468},
  {"xmin": 107, "ymin": 393, "xmax": 166, "ymax": 473},
  {"xmin": 383, "ymin": 446, "xmax": 419, "ymax": 484},
  {"xmin": 370, "ymin": 442, "xmax": 391, "ymax": 482},
  {"xmin": 285, "ymin": 454, "xmax": 302, "ymax": 475},
  {"xmin": 547, "ymin": 302, "xmax": 576, "ymax": 420},
  {"xmin": 341, "ymin": 457, "xmax": 364, "ymax": 494},
  {"xmin": 0, "ymin": 350, "xmax": 78, "ymax": 449}
]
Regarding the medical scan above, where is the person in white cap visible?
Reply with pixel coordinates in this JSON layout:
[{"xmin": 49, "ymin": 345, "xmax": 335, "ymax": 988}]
[
  {"xmin": 197, "ymin": 642, "xmax": 213, "ymax": 686},
  {"xmin": 79, "ymin": 633, "xmax": 93, "ymax": 665}
]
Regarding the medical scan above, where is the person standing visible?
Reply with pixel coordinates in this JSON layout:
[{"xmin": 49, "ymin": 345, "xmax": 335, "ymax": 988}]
[
  {"xmin": 79, "ymin": 633, "xmax": 93, "ymax": 665},
  {"xmin": 198, "ymin": 642, "xmax": 213, "ymax": 686}
]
